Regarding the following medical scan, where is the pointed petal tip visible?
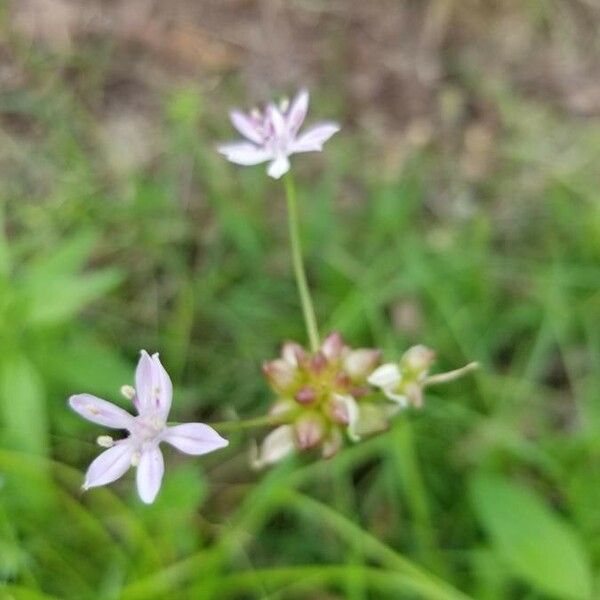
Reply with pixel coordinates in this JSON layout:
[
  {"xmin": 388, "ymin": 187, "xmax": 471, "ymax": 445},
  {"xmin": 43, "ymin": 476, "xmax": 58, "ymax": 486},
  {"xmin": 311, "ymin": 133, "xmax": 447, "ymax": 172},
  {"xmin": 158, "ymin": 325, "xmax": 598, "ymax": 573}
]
[
  {"xmin": 163, "ymin": 423, "xmax": 229, "ymax": 455},
  {"xmin": 136, "ymin": 447, "xmax": 164, "ymax": 504}
]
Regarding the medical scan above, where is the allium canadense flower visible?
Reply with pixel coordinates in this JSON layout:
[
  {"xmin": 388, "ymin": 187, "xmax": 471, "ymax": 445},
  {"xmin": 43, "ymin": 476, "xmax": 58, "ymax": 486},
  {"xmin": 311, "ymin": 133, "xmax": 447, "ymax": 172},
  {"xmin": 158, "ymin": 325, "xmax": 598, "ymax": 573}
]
[
  {"xmin": 254, "ymin": 332, "xmax": 383, "ymax": 467},
  {"xmin": 69, "ymin": 351, "xmax": 228, "ymax": 504},
  {"xmin": 218, "ymin": 89, "xmax": 340, "ymax": 179}
]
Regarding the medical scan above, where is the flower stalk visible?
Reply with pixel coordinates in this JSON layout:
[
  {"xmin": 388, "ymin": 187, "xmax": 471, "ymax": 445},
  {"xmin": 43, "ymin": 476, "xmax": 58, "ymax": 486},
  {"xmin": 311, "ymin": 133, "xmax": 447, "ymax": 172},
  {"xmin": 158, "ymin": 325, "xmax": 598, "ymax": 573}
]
[{"xmin": 284, "ymin": 173, "xmax": 320, "ymax": 352}]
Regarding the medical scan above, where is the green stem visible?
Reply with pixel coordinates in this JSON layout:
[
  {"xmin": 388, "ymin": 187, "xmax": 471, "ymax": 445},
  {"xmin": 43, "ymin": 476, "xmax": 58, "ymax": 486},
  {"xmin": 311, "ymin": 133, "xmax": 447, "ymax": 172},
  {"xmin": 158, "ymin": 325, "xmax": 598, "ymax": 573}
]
[
  {"xmin": 168, "ymin": 415, "xmax": 282, "ymax": 433},
  {"xmin": 0, "ymin": 198, "xmax": 10, "ymax": 278},
  {"xmin": 208, "ymin": 415, "xmax": 283, "ymax": 432},
  {"xmin": 283, "ymin": 174, "xmax": 320, "ymax": 352}
]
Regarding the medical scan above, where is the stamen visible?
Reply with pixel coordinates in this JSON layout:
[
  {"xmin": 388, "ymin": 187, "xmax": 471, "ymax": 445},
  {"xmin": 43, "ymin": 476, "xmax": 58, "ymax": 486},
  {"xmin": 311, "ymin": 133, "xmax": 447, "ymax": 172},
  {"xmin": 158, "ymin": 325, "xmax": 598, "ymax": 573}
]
[
  {"xmin": 96, "ymin": 435, "xmax": 114, "ymax": 448},
  {"xmin": 130, "ymin": 452, "xmax": 141, "ymax": 467},
  {"xmin": 121, "ymin": 385, "xmax": 136, "ymax": 400}
]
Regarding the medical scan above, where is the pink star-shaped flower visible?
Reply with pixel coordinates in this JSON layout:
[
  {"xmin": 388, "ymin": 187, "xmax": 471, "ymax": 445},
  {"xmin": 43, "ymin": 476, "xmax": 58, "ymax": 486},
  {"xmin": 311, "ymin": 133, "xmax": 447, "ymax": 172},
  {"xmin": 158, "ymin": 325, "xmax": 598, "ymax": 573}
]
[
  {"xmin": 218, "ymin": 89, "xmax": 340, "ymax": 179},
  {"xmin": 69, "ymin": 351, "xmax": 228, "ymax": 504}
]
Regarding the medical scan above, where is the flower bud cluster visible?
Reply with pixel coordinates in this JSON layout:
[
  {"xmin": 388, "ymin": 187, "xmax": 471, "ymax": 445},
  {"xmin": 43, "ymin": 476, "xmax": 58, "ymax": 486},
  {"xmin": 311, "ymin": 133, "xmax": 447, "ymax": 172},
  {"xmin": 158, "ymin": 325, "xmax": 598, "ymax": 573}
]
[
  {"xmin": 253, "ymin": 335, "xmax": 470, "ymax": 468},
  {"xmin": 255, "ymin": 332, "xmax": 381, "ymax": 467}
]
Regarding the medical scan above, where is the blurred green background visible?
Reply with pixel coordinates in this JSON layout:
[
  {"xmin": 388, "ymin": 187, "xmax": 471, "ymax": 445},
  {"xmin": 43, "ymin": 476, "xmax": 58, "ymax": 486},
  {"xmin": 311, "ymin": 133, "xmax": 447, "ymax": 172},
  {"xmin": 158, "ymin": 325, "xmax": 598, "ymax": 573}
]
[{"xmin": 1, "ymin": 1, "xmax": 600, "ymax": 598}]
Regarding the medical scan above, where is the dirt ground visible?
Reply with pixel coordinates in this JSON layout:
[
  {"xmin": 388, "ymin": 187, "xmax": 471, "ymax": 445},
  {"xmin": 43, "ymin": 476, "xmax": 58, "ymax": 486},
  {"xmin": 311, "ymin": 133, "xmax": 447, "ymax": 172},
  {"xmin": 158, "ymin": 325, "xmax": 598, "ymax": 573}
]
[{"xmin": 7, "ymin": 0, "xmax": 600, "ymax": 123}]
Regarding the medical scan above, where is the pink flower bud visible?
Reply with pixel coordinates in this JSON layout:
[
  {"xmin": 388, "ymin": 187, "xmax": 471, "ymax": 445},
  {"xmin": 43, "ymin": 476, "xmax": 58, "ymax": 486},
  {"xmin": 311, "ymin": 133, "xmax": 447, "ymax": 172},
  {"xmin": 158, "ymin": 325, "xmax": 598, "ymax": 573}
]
[
  {"xmin": 321, "ymin": 331, "xmax": 345, "ymax": 361},
  {"xmin": 262, "ymin": 359, "xmax": 297, "ymax": 392},
  {"xmin": 328, "ymin": 395, "xmax": 351, "ymax": 425},
  {"xmin": 344, "ymin": 349, "xmax": 382, "ymax": 381},
  {"xmin": 295, "ymin": 416, "xmax": 324, "ymax": 450},
  {"xmin": 281, "ymin": 341, "xmax": 308, "ymax": 366},
  {"xmin": 401, "ymin": 345, "xmax": 435, "ymax": 375},
  {"xmin": 309, "ymin": 352, "xmax": 328, "ymax": 374},
  {"xmin": 253, "ymin": 425, "xmax": 295, "ymax": 468},
  {"xmin": 295, "ymin": 386, "xmax": 317, "ymax": 405},
  {"xmin": 334, "ymin": 372, "xmax": 352, "ymax": 388}
]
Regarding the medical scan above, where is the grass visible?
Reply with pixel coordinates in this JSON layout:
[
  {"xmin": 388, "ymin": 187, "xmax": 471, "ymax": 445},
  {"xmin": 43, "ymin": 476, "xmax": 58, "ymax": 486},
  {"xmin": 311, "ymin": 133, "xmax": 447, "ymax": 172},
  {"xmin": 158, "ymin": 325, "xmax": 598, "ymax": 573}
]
[{"xmin": 1, "ymin": 15, "xmax": 600, "ymax": 600}]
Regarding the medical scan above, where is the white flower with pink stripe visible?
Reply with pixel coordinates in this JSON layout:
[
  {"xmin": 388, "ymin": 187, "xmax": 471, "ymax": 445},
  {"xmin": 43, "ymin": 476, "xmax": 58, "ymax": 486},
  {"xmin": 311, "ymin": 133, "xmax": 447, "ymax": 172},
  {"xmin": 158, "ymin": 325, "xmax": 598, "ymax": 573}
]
[
  {"xmin": 69, "ymin": 351, "xmax": 228, "ymax": 504},
  {"xmin": 218, "ymin": 89, "xmax": 340, "ymax": 179}
]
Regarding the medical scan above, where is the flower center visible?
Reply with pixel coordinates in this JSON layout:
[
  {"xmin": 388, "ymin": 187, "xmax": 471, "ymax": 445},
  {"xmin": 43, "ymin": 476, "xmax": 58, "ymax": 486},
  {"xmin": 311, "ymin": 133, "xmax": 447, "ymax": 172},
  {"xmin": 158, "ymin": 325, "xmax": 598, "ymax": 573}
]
[{"xmin": 131, "ymin": 415, "xmax": 165, "ymax": 442}]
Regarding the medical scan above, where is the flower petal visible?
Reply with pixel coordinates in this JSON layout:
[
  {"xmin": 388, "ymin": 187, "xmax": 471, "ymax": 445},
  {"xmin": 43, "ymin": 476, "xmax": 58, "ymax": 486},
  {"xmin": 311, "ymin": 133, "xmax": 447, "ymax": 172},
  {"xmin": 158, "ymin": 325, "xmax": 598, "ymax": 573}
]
[
  {"xmin": 150, "ymin": 353, "xmax": 172, "ymax": 420},
  {"xmin": 253, "ymin": 425, "xmax": 295, "ymax": 468},
  {"xmin": 69, "ymin": 394, "xmax": 133, "ymax": 429},
  {"xmin": 267, "ymin": 104, "xmax": 287, "ymax": 139},
  {"xmin": 367, "ymin": 363, "xmax": 402, "ymax": 389},
  {"xmin": 229, "ymin": 110, "xmax": 263, "ymax": 144},
  {"xmin": 163, "ymin": 423, "xmax": 228, "ymax": 455},
  {"xmin": 136, "ymin": 445, "xmax": 164, "ymax": 504},
  {"xmin": 135, "ymin": 350, "xmax": 154, "ymax": 414},
  {"xmin": 135, "ymin": 351, "xmax": 173, "ymax": 419},
  {"xmin": 287, "ymin": 89, "xmax": 309, "ymax": 136},
  {"xmin": 291, "ymin": 122, "xmax": 340, "ymax": 153},
  {"xmin": 218, "ymin": 142, "xmax": 273, "ymax": 166},
  {"xmin": 382, "ymin": 389, "xmax": 409, "ymax": 407},
  {"xmin": 83, "ymin": 442, "xmax": 133, "ymax": 490},
  {"xmin": 267, "ymin": 155, "xmax": 290, "ymax": 179}
]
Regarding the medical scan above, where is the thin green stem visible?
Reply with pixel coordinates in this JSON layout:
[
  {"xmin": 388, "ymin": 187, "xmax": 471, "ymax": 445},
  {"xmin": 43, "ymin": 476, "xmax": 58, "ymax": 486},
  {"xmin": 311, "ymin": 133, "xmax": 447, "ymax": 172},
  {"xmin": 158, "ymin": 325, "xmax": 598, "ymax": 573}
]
[
  {"xmin": 424, "ymin": 362, "xmax": 479, "ymax": 387},
  {"xmin": 283, "ymin": 173, "xmax": 320, "ymax": 351},
  {"xmin": 208, "ymin": 415, "xmax": 283, "ymax": 432},
  {"xmin": 0, "ymin": 198, "xmax": 10, "ymax": 278}
]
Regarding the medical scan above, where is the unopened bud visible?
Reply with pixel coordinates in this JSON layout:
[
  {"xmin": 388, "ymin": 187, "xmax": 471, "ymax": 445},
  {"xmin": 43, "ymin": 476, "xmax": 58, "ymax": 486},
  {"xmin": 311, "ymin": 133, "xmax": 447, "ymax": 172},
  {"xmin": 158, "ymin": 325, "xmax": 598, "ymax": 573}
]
[
  {"xmin": 97, "ymin": 435, "xmax": 114, "ymax": 448},
  {"xmin": 334, "ymin": 372, "xmax": 352, "ymax": 388},
  {"xmin": 328, "ymin": 395, "xmax": 350, "ymax": 425},
  {"xmin": 281, "ymin": 341, "xmax": 308, "ymax": 367},
  {"xmin": 344, "ymin": 349, "xmax": 382, "ymax": 381},
  {"xmin": 252, "ymin": 425, "xmax": 295, "ymax": 469},
  {"xmin": 120, "ymin": 385, "xmax": 136, "ymax": 400},
  {"xmin": 269, "ymin": 399, "xmax": 296, "ymax": 417},
  {"xmin": 321, "ymin": 332, "xmax": 345, "ymax": 361},
  {"xmin": 401, "ymin": 345, "xmax": 435, "ymax": 376},
  {"xmin": 295, "ymin": 416, "xmax": 324, "ymax": 450},
  {"xmin": 263, "ymin": 359, "xmax": 297, "ymax": 392},
  {"xmin": 295, "ymin": 386, "xmax": 317, "ymax": 405},
  {"xmin": 309, "ymin": 352, "xmax": 328, "ymax": 374}
]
